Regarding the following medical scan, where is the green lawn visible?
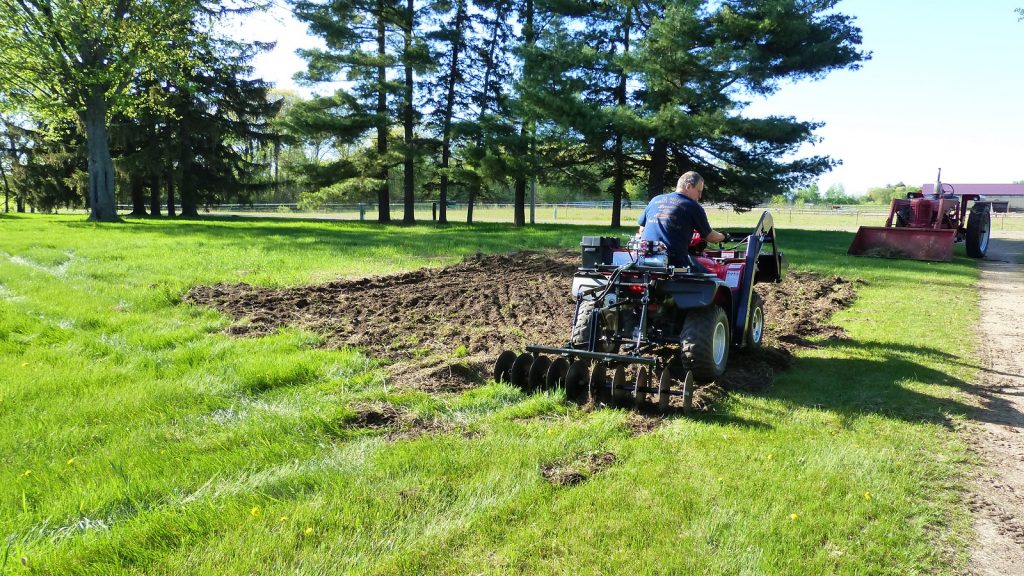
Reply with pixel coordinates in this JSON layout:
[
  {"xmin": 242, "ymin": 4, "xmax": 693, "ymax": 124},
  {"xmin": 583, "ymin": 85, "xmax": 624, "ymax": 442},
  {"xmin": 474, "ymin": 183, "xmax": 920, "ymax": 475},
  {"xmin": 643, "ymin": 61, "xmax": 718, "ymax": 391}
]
[
  {"xmin": 207, "ymin": 202, "xmax": 1024, "ymax": 232},
  {"xmin": 0, "ymin": 213, "xmax": 980, "ymax": 574}
]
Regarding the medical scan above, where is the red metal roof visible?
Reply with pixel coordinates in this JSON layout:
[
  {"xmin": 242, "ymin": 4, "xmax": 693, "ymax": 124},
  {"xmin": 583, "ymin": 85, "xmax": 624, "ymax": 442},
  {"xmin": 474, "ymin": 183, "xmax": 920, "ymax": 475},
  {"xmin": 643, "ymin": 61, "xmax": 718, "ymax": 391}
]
[{"xmin": 921, "ymin": 183, "xmax": 1024, "ymax": 196}]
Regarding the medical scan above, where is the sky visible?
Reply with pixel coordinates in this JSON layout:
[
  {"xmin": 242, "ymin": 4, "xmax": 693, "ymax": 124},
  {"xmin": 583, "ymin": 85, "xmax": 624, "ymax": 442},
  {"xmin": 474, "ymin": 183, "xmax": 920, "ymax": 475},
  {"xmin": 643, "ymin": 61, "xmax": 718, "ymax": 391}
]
[{"xmin": 228, "ymin": 0, "xmax": 1024, "ymax": 196}]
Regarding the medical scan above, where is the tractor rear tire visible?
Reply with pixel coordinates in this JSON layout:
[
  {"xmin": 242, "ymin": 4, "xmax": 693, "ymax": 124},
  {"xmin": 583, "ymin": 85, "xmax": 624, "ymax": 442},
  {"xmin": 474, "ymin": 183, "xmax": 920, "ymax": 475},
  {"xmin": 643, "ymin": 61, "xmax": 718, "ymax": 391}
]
[
  {"xmin": 680, "ymin": 305, "xmax": 730, "ymax": 385},
  {"xmin": 966, "ymin": 203, "xmax": 991, "ymax": 258},
  {"xmin": 745, "ymin": 292, "xmax": 765, "ymax": 349},
  {"xmin": 571, "ymin": 299, "xmax": 617, "ymax": 353}
]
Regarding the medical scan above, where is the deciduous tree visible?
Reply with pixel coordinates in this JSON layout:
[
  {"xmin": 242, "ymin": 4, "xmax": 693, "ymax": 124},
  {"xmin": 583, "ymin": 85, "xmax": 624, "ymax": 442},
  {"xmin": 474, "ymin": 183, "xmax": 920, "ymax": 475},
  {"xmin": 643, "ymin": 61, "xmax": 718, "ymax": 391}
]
[{"xmin": 0, "ymin": 0, "xmax": 200, "ymax": 221}]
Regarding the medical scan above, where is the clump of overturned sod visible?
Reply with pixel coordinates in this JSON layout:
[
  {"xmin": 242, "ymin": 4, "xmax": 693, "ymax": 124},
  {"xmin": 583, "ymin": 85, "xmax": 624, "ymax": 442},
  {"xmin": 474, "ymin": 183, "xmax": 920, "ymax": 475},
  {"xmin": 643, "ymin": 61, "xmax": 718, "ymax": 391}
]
[{"xmin": 541, "ymin": 451, "xmax": 617, "ymax": 486}]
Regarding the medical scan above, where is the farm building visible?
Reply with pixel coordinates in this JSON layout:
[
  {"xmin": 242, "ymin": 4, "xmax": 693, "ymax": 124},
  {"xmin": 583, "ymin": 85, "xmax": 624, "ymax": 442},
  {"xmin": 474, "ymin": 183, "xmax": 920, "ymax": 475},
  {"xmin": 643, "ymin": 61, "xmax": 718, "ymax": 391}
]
[{"xmin": 921, "ymin": 183, "xmax": 1024, "ymax": 212}]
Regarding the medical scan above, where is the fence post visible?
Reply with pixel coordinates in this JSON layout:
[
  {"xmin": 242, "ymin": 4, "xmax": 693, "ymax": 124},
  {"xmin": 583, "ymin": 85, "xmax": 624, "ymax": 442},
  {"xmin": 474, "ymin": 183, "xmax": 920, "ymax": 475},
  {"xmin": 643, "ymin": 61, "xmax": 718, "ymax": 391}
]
[
  {"xmin": 553, "ymin": 206, "xmax": 558, "ymax": 220},
  {"xmin": 358, "ymin": 203, "xmax": 365, "ymax": 221},
  {"xmin": 432, "ymin": 202, "xmax": 437, "ymax": 221}
]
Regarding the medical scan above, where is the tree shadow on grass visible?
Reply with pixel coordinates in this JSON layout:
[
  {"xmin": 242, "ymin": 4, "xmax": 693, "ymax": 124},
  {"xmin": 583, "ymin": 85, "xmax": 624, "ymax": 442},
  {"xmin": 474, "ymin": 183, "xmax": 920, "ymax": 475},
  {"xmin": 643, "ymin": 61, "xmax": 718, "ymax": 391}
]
[{"xmin": 762, "ymin": 338, "xmax": 1021, "ymax": 431}]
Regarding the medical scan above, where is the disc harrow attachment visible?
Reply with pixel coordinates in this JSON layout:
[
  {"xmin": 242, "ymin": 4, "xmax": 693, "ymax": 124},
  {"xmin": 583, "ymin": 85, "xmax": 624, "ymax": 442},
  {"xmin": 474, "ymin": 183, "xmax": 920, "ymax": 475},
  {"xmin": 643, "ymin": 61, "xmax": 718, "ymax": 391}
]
[{"xmin": 493, "ymin": 346, "xmax": 698, "ymax": 414}]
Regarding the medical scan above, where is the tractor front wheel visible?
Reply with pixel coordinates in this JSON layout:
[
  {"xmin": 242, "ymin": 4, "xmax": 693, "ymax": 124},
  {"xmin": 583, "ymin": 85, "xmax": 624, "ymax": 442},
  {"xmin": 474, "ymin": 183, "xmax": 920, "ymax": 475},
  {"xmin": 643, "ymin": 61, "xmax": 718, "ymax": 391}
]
[
  {"xmin": 745, "ymin": 292, "xmax": 765, "ymax": 349},
  {"xmin": 680, "ymin": 305, "xmax": 730, "ymax": 384},
  {"xmin": 966, "ymin": 203, "xmax": 991, "ymax": 258}
]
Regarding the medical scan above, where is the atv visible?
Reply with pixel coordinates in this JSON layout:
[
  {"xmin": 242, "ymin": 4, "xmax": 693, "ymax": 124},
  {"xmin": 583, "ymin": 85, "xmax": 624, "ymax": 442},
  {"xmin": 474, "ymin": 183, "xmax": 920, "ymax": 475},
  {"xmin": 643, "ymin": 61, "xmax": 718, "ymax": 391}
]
[{"xmin": 494, "ymin": 210, "xmax": 786, "ymax": 412}]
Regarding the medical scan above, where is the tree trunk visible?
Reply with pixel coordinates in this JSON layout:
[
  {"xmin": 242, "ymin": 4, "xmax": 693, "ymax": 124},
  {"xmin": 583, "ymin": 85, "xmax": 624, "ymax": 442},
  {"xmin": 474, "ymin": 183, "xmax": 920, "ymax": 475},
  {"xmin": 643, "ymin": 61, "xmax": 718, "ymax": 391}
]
[
  {"xmin": 83, "ymin": 91, "xmax": 120, "ymax": 222},
  {"xmin": 0, "ymin": 158, "xmax": 10, "ymax": 213},
  {"xmin": 648, "ymin": 138, "xmax": 667, "ymax": 201},
  {"xmin": 375, "ymin": 7, "xmax": 391, "ymax": 223},
  {"xmin": 468, "ymin": 8, "xmax": 504, "ymax": 225},
  {"xmin": 610, "ymin": 13, "xmax": 630, "ymax": 229},
  {"xmin": 611, "ymin": 134, "xmax": 624, "ymax": 229},
  {"xmin": 402, "ymin": 0, "xmax": 416, "ymax": 225},
  {"xmin": 178, "ymin": 97, "xmax": 199, "ymax": 217},
  {"xmin": 438, "ymin": 0, "xmax": 468, "ymax": 225},
  {"xmin": 514, "ymin": 177, "xmax": 526, "ymax": 227},
  {"xmin": 166, "ymin": 171, "xmax": 176, "ymax": 217},
  {"xmin": 149, "ymin": 173, "xmax": 161, "ymax": 216},
  {"xmin": 513, "ymin": 0, "xmax": 535, "ymax": 228},
  {"xmin": 178, "ymin": 158, "xmax": 198, "ymax": 216},
  {"xmin": 129, "ymin": 172, "xmax": 148, "ymax": 216}
]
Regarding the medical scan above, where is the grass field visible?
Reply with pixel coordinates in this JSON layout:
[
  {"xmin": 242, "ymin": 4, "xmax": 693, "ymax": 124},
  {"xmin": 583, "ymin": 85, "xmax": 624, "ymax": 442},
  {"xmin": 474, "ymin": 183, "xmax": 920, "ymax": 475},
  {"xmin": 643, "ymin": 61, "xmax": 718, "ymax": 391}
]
[
  {"xmin": 0, "ymin": 213, "xmax": 981, "ymax": 574},
  {"xmin": 211, "ymin": 203, "xmax": 1024, "ymax": 232}
]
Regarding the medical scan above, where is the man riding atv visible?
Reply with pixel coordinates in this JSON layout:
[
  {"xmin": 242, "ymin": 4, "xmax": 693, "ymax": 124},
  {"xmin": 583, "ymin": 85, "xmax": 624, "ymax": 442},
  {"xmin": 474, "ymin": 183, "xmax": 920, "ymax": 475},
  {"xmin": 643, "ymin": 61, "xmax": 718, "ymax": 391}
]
[{"xmin": 637, "ymin": 171, "xmax": 726, "ymax": 272}]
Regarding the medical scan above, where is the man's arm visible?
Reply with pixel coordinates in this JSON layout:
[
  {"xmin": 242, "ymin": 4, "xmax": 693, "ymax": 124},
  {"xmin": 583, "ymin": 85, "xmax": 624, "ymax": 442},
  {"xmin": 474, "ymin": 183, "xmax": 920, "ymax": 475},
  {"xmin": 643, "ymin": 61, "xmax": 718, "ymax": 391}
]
[{"xmin": 692, "ymin": 204, "xmax": 725, "ymax": 243}]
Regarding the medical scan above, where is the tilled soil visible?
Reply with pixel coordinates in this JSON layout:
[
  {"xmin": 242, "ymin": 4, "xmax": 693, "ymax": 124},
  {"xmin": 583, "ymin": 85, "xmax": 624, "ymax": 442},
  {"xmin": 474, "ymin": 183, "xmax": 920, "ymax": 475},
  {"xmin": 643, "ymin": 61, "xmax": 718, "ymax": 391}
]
[{"xmin": 184, "ymin": 250, "xmax": 857, "ymax": 400}]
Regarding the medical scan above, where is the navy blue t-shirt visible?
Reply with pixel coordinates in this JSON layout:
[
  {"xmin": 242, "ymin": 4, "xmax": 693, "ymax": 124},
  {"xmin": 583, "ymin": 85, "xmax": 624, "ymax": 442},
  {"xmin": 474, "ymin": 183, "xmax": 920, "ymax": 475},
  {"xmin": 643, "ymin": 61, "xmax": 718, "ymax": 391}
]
[{"xmin": 638, "ymin": 193, "xmax": 713, "ymax": 266}]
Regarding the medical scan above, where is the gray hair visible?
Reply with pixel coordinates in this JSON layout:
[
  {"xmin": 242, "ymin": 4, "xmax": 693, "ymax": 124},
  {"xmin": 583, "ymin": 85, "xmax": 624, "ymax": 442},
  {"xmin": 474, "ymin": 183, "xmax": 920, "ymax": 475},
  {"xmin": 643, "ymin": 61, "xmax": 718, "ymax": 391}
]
[{"xmin": 676, "ymin": 171, "xmax": 703, "ymax": 191}]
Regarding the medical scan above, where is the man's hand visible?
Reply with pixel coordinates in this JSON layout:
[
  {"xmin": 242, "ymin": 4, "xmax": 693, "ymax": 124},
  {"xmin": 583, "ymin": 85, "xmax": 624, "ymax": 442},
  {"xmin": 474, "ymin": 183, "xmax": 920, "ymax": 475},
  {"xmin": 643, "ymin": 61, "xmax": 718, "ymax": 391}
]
[{"xmin": 706, "ymin": 230, "xmax": 726, "ymax": 243}]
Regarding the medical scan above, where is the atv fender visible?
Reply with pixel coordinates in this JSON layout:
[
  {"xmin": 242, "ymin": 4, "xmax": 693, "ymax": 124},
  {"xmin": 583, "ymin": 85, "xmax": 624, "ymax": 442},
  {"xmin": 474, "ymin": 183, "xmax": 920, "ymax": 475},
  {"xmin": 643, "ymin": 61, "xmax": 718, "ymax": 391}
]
[{"xmin": 661, "ymin": 280, "xmax": 731, "ymax": 312}]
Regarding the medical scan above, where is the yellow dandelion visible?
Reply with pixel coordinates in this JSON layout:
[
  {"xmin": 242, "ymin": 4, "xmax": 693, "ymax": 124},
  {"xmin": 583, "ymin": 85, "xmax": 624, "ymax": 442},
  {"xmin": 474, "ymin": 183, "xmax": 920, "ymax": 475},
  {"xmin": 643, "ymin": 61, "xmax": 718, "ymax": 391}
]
[
  {"xmin": 304, "ymin": 527, "xmax": 314, "ymax": 535},
  {"xmin": 250, "ymin": 506, "xmax": 261, "ymax": 518},
  {"xmin": 22, "ymin": 469, "xmax": 32, "ymax": 478},
  {"xmin": 766, "ymin": 454, "xmax": 773, "ymax": 460},
  {"xmin": 718, "ymin": 477, "xmax": 724, "ymax": 482},
  {"xmin": 21, "ymin": 362, "xmax": 29, "ymax": 367},
  {"xmin": 67, "ymin": 458, "xmax": 76, "ymax": 466},
  {"xmin": 279, "ymin": 516, "xmax": 288, "ymax": 523},
  {"xmin": 864, "ymin": 491, "xmax": 872, "ymax": 501},
  {"xmin": 789, "ymin": 513, "xmax": 798, "ymax": 521}
]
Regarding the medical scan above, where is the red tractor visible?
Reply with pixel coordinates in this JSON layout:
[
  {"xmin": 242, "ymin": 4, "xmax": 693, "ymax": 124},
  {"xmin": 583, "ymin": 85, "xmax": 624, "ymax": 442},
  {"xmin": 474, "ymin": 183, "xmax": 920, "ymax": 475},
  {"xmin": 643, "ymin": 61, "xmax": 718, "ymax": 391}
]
[
  {"xmin": 848, "ymin": 171, "xmax": 992, "ymax": 262},
  {"xmin": 494, "ymin": 211, "xmax": 785, "ymax": 412}
]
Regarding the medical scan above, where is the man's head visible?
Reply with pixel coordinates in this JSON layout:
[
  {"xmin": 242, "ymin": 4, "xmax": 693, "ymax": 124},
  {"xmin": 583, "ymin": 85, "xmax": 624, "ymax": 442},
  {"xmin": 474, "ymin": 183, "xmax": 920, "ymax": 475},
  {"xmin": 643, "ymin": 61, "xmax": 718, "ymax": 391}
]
[{"xmin": 675, "ymin": 171, "xmax": 704, "ymax": 202}]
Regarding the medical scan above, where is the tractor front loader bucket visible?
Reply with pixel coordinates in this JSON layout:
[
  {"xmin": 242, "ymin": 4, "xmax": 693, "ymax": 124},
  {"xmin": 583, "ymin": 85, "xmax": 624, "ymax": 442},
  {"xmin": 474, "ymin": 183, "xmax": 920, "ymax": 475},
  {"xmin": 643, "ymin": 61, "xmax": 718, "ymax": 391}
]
[{"xmin": 847, "ymin": 226, "xmax": 956, "ymax": 262}]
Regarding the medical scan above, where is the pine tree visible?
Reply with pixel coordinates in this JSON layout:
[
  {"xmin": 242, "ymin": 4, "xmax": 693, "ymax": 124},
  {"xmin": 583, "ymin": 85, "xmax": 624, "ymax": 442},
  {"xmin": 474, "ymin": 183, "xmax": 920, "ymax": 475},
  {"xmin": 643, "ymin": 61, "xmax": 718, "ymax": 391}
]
[
  {"xmin": 295, "ymin": 0, "xmax": 406, "ymax": 222},
  {"xmin": 524, "ymin": 0, "xmax": 867, "ymax": 222},
  {"xmin": 423, "ymin": 0, "xmax": 472, "ymax": 224}
]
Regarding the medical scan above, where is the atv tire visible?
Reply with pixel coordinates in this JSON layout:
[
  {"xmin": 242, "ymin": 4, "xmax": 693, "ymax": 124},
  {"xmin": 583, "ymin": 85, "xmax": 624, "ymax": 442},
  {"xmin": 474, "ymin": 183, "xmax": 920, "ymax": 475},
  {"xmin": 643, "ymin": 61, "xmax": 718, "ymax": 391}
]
[
  {"xmin": 571, "ymin": 298, "xmax": 617, "ymax": 353},
  {"xmin": 680, "ymin": 305, "xmax": 730, "ymax": 384},
  {"xmin": 966, "ymin": 203, "xmax": 991, "ymax": 258},
  {"xmin": 745, "ymin": 292, "xmax": 765, "ymax": 349}
]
